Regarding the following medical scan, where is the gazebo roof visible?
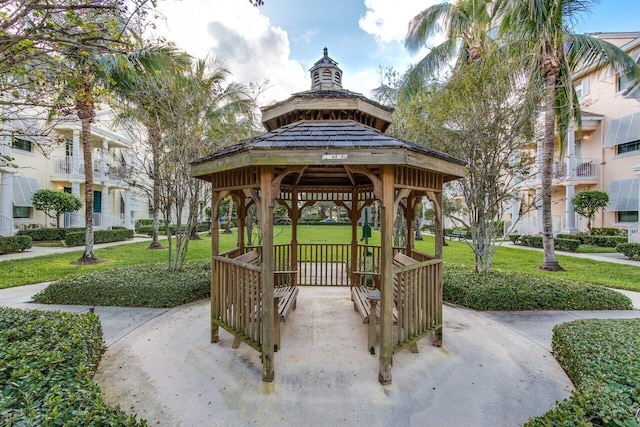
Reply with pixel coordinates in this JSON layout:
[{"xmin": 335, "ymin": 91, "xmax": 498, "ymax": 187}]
[{"xmin": 191, "ymin": 120, "xmax": 466, "ymax": 184}]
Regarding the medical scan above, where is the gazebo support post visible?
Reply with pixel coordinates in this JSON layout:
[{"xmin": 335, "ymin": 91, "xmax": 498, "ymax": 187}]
[
  {"xmin": 434, "ymin": 190, "xmax": 443, "ymax": 347},
  {"xmin": 236, "ymin": 194, "xmax": 246, "ymax": 252},
  {"xmin": 350, "ymin": 189, "xmax": 359, "ymax": 290},
  {"xmin": 260, "ymin": 166, "xmax": 276, "ymax": 382},
  {"xmin": 406, "ymin": 193, "xmax": 415, "ymax": 255},
  {"xmin": 291, "ymin": 188, "xmax": 298, "ymax": 282},
  {"xmin": 210, "ymin": 191, "xmax": 222, "ymax": 343},
  {"xmin": 379, "ymin": 165, "xmax": 395, "ymax": 384}
]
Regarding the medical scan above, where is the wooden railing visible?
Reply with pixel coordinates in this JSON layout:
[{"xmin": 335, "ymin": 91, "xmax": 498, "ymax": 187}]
[
  {"xmin": 212, "ymin": 256, "xmax": 262, "ymax": 351},
  {"xmin": 393, "ymin": 258, "xmax": 442, "ymax": 354}
]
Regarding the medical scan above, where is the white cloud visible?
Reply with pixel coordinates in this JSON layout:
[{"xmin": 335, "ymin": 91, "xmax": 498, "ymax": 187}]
[
  {"xmin": 358, "ymin": 0, "xmax": 441, "ymax": 44},
  {"xmin": 151, "ymin": 0, "xmax": 308, "ymax": 104}
]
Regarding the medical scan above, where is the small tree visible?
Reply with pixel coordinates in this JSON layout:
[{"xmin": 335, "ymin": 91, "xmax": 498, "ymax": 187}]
[
  {"xmin": 32, "ymin": 189, "xmax": 82, "ymax": 228},
  {"xmin": 572, "ymin": 190, "xmax": 609, "ymax": 235}
]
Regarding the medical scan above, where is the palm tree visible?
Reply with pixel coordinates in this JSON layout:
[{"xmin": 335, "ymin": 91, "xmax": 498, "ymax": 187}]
[
  {"xmin": 403, "ymin": 0, "xmax": 496, "ymax": 93},
  {"xmin": 497, "ymin": 0, "xmax": 640, "ymax": 271},
  {"xmin": 102, "ymin": 41, "xmax": 190, "ymax": 249}
]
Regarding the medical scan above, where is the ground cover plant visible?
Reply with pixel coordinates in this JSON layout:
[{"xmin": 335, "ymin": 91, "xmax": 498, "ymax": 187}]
[
  {"xmin": 443, "ymin": 264, "xmax": 632, "ymax": 310},
  {"xmin": 527, "ymin": 319, "xmax": 640, "ymax": 426},
  {"xmin": 33, "ymin": 260, "xmax": 210, "ymax": 308},
  {"xmin": 0, "ymin": 307, "xmax": 144, "ymax": 426}
]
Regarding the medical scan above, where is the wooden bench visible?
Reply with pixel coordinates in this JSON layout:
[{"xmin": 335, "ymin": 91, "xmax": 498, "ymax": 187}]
[
  {"xmin": 230, "ymin": 251, "xmax": 298, "ymax": 351},
  {"xmin": 352, "ymin": 252, "xmax": 416, "ymax": 354},
  {"xmin": 446, "ymin": 229, "xmax": 468, "ymax": 241}
]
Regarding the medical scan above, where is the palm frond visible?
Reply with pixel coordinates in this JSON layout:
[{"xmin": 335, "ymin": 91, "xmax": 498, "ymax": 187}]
[{"xmin": 405, "ymin": 3, "xmax": 453, "ymax": 53}]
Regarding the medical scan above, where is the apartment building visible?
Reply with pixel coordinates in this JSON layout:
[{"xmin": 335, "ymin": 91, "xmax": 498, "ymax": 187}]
[
  {"xmin": 510, "ymin": 32, "xmax": 640, "ymax": 241},
  {"xmin": 0, "ymin": 109, "xmax": 150, "ymax": 236}
]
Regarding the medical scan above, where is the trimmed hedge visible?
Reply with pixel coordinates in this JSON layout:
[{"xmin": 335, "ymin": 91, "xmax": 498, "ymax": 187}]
[
  {"xmin": 616, "ymin": 243, "xmax": 640, "ymax": 260},
  {"xmin": 581, "ymin": 235, "xmax": 627, "ymax": 248},
  {"xmin": 443, "ymin": 265, "xmax": 632, "ymax": 311},
  {"xmin": 591, "ymin": 227, "xmax": 627, "ymax": 236},
  {"xmin": 0, "ymin": 235, "xmax": 32, "ymax": 254},
  {"xmin": 134, "ymin": 218, "xmax": 153, "ymax": 230},
  {"xmin": 33, "ymin": 260, "xmax": 210, "ymax": 308},
  {"xmin": 555, "ymin": 233, "xmax": 584, "ymax": 243},
  {"xmin": 527, "ymin": 319, "xmax": 640, "ymax": 426},
  {"xmin": 17, "ymin": 227, "xmax": 85, "ymax": 241},
  {"xmin": 137, "ymin": 223, "xmax": 211, "ymax": 236},
  {"xmin": 507, "ymin": 234, "xmax": 521, "ymax": 244},
  {"xmin": 64, "ymin": 228, "xmax": 134, "ymax": 246},
  {"xmin": 0, "ymin": 308, "xmax": 144, "ymax": 425},
  {"xmin": 518, "ymin": 235, "xmax": 584, "ymax": 251}
]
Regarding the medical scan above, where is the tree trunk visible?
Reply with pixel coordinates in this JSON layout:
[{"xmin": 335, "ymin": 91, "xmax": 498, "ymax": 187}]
[
  {"xmin": 77, "ymin": 92, "xmax": 98, "ymax": 264},
  {"xmin": 149, "ymin": 123, "xmax": 163, "ymax": 249},
  {"xmin": 540, "ymin": 72, "xmax": 562, "ymax": 271}
]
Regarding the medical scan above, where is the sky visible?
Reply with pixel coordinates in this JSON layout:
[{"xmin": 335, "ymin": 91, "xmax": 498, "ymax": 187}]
[{"xmin": 152, "ymin": 0, "xmax": 640, "ymax": 106}]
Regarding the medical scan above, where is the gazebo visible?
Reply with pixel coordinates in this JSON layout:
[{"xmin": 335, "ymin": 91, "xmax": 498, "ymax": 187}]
[{"xmin": 191, "ymin": 49, "xmax": 466, "ymax": 384}]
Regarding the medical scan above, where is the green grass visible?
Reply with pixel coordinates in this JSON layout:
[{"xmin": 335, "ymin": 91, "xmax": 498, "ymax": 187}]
[
  {"xmin": 1, "ymin": 226, "xmax": 639, "ymax": 292},
  {"xmin": 575, "ymin": 244, "xmax": 617, "ymax": 254}
]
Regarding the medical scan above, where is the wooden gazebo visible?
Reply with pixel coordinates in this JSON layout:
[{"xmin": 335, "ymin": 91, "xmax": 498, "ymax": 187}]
[{"xmin": 191, "ymin": 49, "xmax": 466, "ymax": 384}]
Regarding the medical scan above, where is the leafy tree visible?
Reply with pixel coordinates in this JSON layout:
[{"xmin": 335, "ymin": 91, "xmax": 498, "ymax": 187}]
[
  {"xmin": 32, "ymin": 189, "xmax": 82, "ymax": 228},
  {"xmin": 395, "ymin": 54, "xmax": 536, "ymax": 272},
  {"xmin": 497, "ymin": 0, "xmax": 640, "ymax": 271},
  {"xmin": 572, "ymin": 190, "xmax": 609, "ymax": 235}
]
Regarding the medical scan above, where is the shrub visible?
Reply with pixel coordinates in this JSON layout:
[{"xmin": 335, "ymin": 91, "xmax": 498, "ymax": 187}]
[
  {"xmin": 16, "ymin": 227, "xmax": 84, "ymax": 241},
  {"xmin": 134, "ymin": 218, "xmax": 153, "ymax": 230},
  {"xmin": 591, "ymin": 227, "xmax": 627, "ymax": 236},
  {"xmin": 507, "ymin": 234, "xmax": 521, "ymax": 244},
  {"xmin": 33, "ymin": 260, "xmax": 210, "ymax": 308},
  {"xmin": 0, "ymin": 308, "xmax": 144, "ymax": 425},
  {"xmin": 581, "ymin": 235, "xmax": 627, "ymax": 248},
  {"xmin": 527, "ymin": 319, "xmax": 640, "ymax": 426},
  {"xmin": 442, "ymin": 265, "xmax": 632, "ymax": 311},
  {"xmin": 616, "ymin": 243, "xmax": 640, "ymax": 260},
  {"xmin": 554, "ymin": 238, "xmax": 581, "ymax": 252},
  {"xmin": 0, "ymin": 235, "xmax": 33, "ymax": 254},
  {"xmin": 520, "ymin": 235, "xmax": 543, "ymax": 248},
  {"xmin": 64, "ymin": 229, "xmax": 134, "ymax": 246},
  {"xmin": 555, "ymin": 233, "xmax": 584, "ymax": 244}
]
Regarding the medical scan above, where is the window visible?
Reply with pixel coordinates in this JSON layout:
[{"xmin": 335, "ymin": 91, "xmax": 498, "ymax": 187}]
[
  {"xmin": 11, "ymin": 137, "xmax": 32, "ymax": 152},
  {"xmin": 13, "ymin": 206, "xmax": 32, "ymax": 218},
  {"xmin": 65, "ymin": 137, "xmax": 73, "ymax": 157},
  {"xmin": 618, "ymin": 140, "xmax": 640, "ymax": 155},
  {"xmin": 618, "ymin": 70, "xmax": 634, "ymax": 92},
  {"xmin": 93, "ymin": 191, "xmax": 101, "ymax": 213},
  {"xmin": 574, "ymin": 77, "xmax": 589, "ymax": 99},
  {"xmin": 617, "ymin": 211, "xmax": 639, "ymax": 223}
]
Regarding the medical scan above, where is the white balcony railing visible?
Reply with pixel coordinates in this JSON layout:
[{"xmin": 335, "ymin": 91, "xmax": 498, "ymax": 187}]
[
  {"xmin": 553, "ymin": 158, "xmax": 598, "ymax": 181},
  {"xmin": 504, "ymin": 215, "xmax": 564, "ymax": 237},
  {"xmin": 0, "ymin": 214, "xmax": 14, "ymax": 236},
  {"xmin": 629, "ymin": 222, "xmax": 640, "ymax": 243},
  {"xmin": 53, "ymin": 156, "xmax": 124, "ymax": 183}
]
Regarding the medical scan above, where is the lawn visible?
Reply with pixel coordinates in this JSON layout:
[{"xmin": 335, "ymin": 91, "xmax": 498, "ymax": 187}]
[{"xmin": 1, "ymin": 226, "xmax": 639, "ymax": 291}]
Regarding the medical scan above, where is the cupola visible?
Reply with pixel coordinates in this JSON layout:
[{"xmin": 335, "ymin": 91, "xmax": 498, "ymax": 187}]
[{"xmin": 309, "ymin": 47, "xmax": 342, "ymax": 90}]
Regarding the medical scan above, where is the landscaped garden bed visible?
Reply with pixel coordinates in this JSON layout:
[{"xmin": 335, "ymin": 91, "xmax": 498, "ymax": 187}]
[
  {"xmin": 527, "ymin": 318, "xmax": 640, "ymax": 426},
  {"xmin": 0, "ymin": 307, "xmax": 144, "ymax": 425},
  {"xmin": 33, "ymin": 260, "xmax": 210, "ymax": 308},
  {"xmin": 443, "ymin": 264, "xmax": 632, "ymax": 311}
]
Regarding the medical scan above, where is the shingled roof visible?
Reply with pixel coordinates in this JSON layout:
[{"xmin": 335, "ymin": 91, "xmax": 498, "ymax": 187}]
[{"xmin": 192, "ymin": 120, "xmax": 465, "ymax": 167}]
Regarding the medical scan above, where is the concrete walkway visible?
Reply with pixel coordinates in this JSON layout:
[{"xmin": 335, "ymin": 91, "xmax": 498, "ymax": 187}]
[
  {"xmin": 500, "ymin": 240, "xmax": 640, "ymax": 266},
  {"xmin": 1, "ymin": 240, "xmax": 639, "ymax": 425}
]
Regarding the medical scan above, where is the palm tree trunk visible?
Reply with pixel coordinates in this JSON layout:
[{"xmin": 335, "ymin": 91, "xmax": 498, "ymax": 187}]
[
  {"xmin": 77, "ymin": 94, "xmax": 97, "ymax": 263},
  {"xmin": 540, "ymin": 74, "xmax": 562, "ymax": 271}
]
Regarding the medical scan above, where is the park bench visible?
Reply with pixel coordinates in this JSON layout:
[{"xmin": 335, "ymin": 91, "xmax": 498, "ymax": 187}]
[
  {"xmin": 351, "ymin": 252, "xmax": 417, "ymax": 354},
  {"xmin": 230, "ymin": 251, "xmax": 298, "ymax": 351},
  {"xmin": 446, "ymin": 229, "xmax": 468, "ymax": 241}
]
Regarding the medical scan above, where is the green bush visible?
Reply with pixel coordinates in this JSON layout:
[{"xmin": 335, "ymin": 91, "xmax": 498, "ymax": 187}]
[
  {"xmin": 527, "ymin": 319, "xmax": 640, "ymax": 426},
  {"xmin": 591, "ymin": 227, "xmax": 627, "ymax": 236},
  {"xmin": 0, "ymin": 308, "xmax": 144, "ymax": 425},
  {"xmin": 507, "ymin": 234, "xmax": 521, "ymax": 244},
  {"xmin": 521, "ymin": 235, "xmax": 543, "ymax": 248},
  {"xmin": 16, "ymin": 227, "xmax": 85, "ymax": 241},
  {"xmin": 556, "ymin": 233, "xmax": 584, "ymax": 243},
  {"xmin": 554, "ymin": 238, "xmax": 581, "ymax": 252},
  {"xmin": 0, "ymin": 235, "xmax": 33, "ymax": 254},
  {"xmin": 134, "ymin": 218, "xmax": 153, "ymax": 230},
  {"xmin": 33, "ymin": 260, "xmax": 210, "ymax": 308},
  {"xmin": 64, "ymin": 228, "xmax": 134, "ymax": 246},
  {"xmin": 443, "ymin": 265, "xmax": 632, "ymax": 311},
  {"xmin": 616, "ymin": 243, "xmax": 640, "ymax": 260},
  {"xmin": 581, "ymin": 235, "xmax": 628, "ymax": 248}
]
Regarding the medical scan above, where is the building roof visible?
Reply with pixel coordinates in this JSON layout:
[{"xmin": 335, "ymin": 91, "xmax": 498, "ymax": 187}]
[{"xmin": 192, "ymin": 120, "xmax": 465, "ymax": 167}]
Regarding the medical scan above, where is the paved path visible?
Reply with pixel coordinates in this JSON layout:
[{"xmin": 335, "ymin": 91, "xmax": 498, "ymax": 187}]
[{"xmin": 500, "ymin": 241, "xmax": 640, "ymax": 266}]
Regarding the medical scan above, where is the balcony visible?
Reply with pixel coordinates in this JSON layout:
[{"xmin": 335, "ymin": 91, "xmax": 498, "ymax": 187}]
[
  {"xmin": 51, "ymin": 156, "xmax": 127, "ymax": 185},
  {"xmin": 553, "ymin": 158, "xmax": 599, "ymax": 182}
]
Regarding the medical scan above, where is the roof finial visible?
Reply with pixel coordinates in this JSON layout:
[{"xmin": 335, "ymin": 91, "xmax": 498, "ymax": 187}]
[{"xmin": 323, "ymin": 47, "xmax": 328, "ymax": 57}]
